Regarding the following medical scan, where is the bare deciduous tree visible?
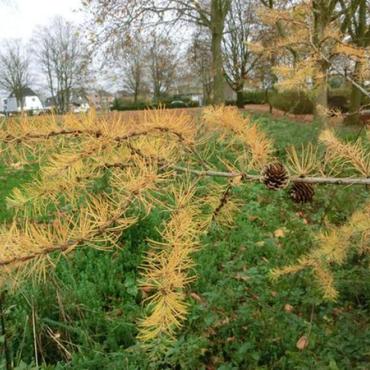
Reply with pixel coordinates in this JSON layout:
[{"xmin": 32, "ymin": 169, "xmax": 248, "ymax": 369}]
[
  {"xmin": 33, "ymin": 17, "xmax": 89, "ymax": 113},
  {"xmin": 83, "ymin": 0, "xmax": 232, "ymax": 104},
  {"xmin": 117, "ymin": 34, "xmax": 148, "ymax": 103},
  {"xmin": 223, "ymin": 0, "xmax": 260, "ymax": 107},
  {"xmin": 147, "ymin": 32, "xmax": 178, "ymax": 102},
  {"xmin": 188, "ymin": 29, "xmax": 213, "ymax": 105},
  {"xmin": 0, "ymin": 40, "xmax": 31, "ymax": 110}
]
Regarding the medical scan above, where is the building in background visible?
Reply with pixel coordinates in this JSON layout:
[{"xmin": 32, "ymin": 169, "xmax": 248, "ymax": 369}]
[
  {"xmin": 2, "ymin": 87, "xmax": 44, "ymax": 115},
  {"xmin": 44, "ymin": 89, "xmax": 90, "ymax": 113},
  {"xmin": 87, "ymin": 89, "xmax": 114, "ymax": 111},
  {"xmin": 70, "ymin": 94, "xmax": 90, "ymax": 113}
]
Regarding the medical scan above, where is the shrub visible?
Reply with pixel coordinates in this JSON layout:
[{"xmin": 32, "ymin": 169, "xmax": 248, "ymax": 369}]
[
  {"xmin": 361, "ymin": 89, "xmax": 370, "ymax": 108},
  {"xmin": 111, "ymin": 98, "xmax": 200, "ymax": 111},
  {"xmin": 328, "ymin": 88, "xmax": 351, "ymax": 113},
  {"xmin": 187, "ymin": 100, "xmax": 200, "ymax": 108},
  {"xmin": 243, "ymin": 90, "xmax": 266, "ymax": 105},
  {"xmin": 225, "ymin": 100, "xmax": 237, "ymax": 106},
  {"xmin": 328, "ymin": 75, "xmax": 346, "ymax": 89},
  {"xmin": 269, "ymin": 90, "xmax": 314, "ymax": 114},
  {"xmin": 328, "ymin": 95, "xmax": 349, "ymax": 113},
  {"xmin": 111, "ymin": 99, "xmax": 150, "ymax": 111}
]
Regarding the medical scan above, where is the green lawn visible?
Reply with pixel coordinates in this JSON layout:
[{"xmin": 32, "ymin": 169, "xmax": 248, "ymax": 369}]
[{"xmin": 1, "ymin": 114, "xmax": 369, "ymax": 369}]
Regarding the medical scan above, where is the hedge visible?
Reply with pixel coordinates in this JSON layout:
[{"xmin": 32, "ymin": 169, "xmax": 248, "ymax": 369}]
[
  {"xmin": 242, "ymin": 90, "xmax": 266, "ymax": 105},
  {"xmin": 111, "ymin": 99, "xmax": 199, "ymax": 111},
  {"xmin": 269, "ymin": 90, "xmax": 314, "ymax": 114}
]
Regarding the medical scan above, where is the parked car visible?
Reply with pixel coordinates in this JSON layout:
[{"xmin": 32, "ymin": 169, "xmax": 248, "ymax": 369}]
[{"xmin": 169, "ymin": 100, "xmax": 187, "ymax": 108}]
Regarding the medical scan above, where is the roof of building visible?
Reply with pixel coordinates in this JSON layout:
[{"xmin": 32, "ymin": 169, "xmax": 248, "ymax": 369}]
[{"xmin": 9, "ymin": 87, "xmax": 38, "ymax": 98}]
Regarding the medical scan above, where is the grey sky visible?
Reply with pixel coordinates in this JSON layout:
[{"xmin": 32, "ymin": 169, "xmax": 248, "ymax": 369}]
[
  {"xmin": 0, "ymin": 0, "xmax": 89, "ymax": 97},
  {"xmin": 0, "ymin": 0, "xmax": 81, "ymax": 41}
]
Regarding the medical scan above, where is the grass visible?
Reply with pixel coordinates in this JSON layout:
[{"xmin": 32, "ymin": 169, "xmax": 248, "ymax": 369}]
[{"xmin": 0, "ymin": 113, "xmax": 369, "ymax": 369}]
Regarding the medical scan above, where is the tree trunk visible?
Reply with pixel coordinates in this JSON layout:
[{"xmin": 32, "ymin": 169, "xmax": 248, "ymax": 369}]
[
  {"xmin": 313, "ymin": 63, "xmax": 328, "ymax": 123},
  {"xmin": 344, "ymin": 0, "xmax": 366, "ymax": 125},
  {"xmin": 265, "ymin": 88, "xmax": 273, "ymax": 114},
  {"xmin": 236, "ymin": 88, "xmax": 244, "ymax": 108},
  {"xmin": 154, "ymin": 84, "xmax": 161, "ymax": 103},
  {"xmin": 211, "ymin": 27, "xmax": 224, "ymax": 105},
  {"xmin": 16, "ymin": 95, "xmax": 22, "ymax": 113},
  {"xmin": 210, "ymin": 0, "xmax": 228, "ymax": 105},
  {"xmin": 345, "ymin": 61, "xmax": 363, "ymax": 125},
  {"xmin": 312, "ymin": 2, "xmax": 329, "ymax": 124}
]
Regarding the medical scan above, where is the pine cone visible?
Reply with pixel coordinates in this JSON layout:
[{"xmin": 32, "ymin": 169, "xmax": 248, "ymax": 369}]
[
  {"xmin": 290, "ymin": 182, "xmax": 315, "ymax": 203},
  {"xmin": 261, "ymin": 162, "xmax": 289, "ymax": 190}
]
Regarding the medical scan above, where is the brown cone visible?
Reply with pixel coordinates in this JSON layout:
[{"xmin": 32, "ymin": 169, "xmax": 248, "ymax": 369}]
[
  {"xmin": 290, "ymin": 182, "xmax": 315, "ymax": 203},
  {"xmin": 262, "ymin": 162, "xmax": 289, "ymax": 190}
]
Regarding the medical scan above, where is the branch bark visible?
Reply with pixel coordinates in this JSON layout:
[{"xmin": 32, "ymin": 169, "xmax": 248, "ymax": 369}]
[{"xmin": 173, "ymin": 165, "xmax": 370, "ymax": 185}]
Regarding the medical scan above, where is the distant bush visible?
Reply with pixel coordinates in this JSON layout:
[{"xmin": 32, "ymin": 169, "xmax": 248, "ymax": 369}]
[
  {"xmin": 225, "ymin": 100, "xmax": 237, "ymax": 106},
  {"xmin": 188, "ymin": 101, "xmax": 200, "ymax": 108},
  {"xmin": 328, "ymin": 88, "xmax": 350, "ymax": 113},
  {"xmin": 328, "ymin": 95, "xmax": 349, "ymax": 113},
  {"xmin": 267, "ymin": 87, "xmax": 370, "ymax": 115},
  {"xmin": 269, "ymin": 90, "xmax": 314, "ymax": 114},
  {"xmin": 111, "ymin": 99, "xmax": 148, "ymax": 111},
  {"xmin": 242, "ymin": 90, "xmax": 266, "ymax": 105},
  {"xmin": 328, "ymin": 75, "xmax": 346, "ymax": 89},
  {"xmin": 361, "ymin": 89, "xmax": 370, "ymax": 108},
  {"xmin": 111, "ymin": 98, "xmax": 199, "ymax": 111}
]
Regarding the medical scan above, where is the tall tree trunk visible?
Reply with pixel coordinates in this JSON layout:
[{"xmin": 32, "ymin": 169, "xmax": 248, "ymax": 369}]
[
  {"xmin": 236, "ymin": 83, "xmax": 244, "ymax": 108},
  {"xmin": 312, "ymin": 2, "xmax": 329, "ymax": 124},
  {"xmin": 211, "ymin": 26, "xmax": 224, "ymax": 105},
  {"xmin": 346, "ymin": 61, "xmax": 363, "ymax": 125},
  {"xmin": 16, "ymin": 95, "xmax": 22, "ymax": 112},
  {"xmin": 154, "ymin": 82, "xmax": 161, "ymax": 103},
  {"xmin": 236, "ymin": 90, "xmax": 244, "ymax": 108},
  {"xmin": 202, "ymin": 80, "xmax": 212, "ymax": 105},
  {"xmin": 345, "ymin": 0, "xmax": 367, "ymax": 125},
  {"xmin": 134, "ymin": 87, "xmax": 138, "ymax": 104},
  {"xmin": 210, "ymin": 0, "xmax": 229, "ymax": 105},
  {"xmin": 313, "ymin": 62, "xmax": 328, "ymax": 123}
]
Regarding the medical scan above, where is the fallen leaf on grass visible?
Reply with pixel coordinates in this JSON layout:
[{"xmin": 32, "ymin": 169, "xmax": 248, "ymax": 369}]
[
  {"xmin": 274, "ymin": 228, "xmax": 286, "ymax": 238},
  {"xmin": 190, "ymin": 292, "xmax": 205, "ymax": 304},
  {"xmin": 284, "ymin": 304, "xmax": 294, "ymax": 313},
  {"xmin": 296, "ymin": 335, "xmax": 309, "ymax": 350},
  {"xmin": 10, "ymin": 162, "xmax": 24, "ymax": 170},
  {"xmin": 234, "ymin": 273, "xmax": 250, "ymax": 282},
  {"xmin": 296, "ymin": 212, "xmax": 310, "ymax": 224}
]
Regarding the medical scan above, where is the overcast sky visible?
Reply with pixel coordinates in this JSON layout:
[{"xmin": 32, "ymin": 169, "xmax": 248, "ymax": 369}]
[
  {"xmin": 0, "ymin": 0, "xmax": 81, "ymax": 41},
  {"xmin": 0, "ymin": 0, "xmax": 93, "ymax": 97}
]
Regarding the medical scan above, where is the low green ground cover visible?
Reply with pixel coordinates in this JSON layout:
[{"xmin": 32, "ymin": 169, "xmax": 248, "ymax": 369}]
[{"xmin": 0, "ymin": 115, "xmax": 369, "ymax": 369}]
